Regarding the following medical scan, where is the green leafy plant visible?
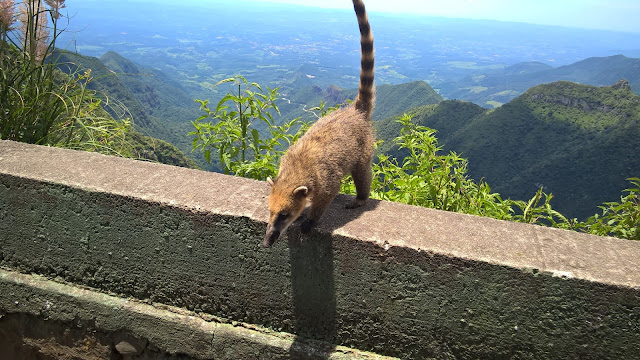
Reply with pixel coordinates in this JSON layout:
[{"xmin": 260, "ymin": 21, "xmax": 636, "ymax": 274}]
[
  {"xmin": 576, "ymin": 178, "xmax": 640, "ymax": 240},
  {"xmin": 504, "ymin": 189, "xmax": 570, "ymax": 227},
  {"xmin": 0, "ymin": 0, "xmax": 133, "ymax": 155},
  {"xmin": 190, "ymin": 76, "xmax": 310, "ymax": 180},
  {"xmin": 342, "ymin": 113, "xmax": 517, "ymax": 220}
]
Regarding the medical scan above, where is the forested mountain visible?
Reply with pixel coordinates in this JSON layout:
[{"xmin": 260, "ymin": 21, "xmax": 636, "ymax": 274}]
[
  {"xmin": 440, "ymin": 80, "xmax": 638, "ymax": 219},
  {"xmin": 440, "ymin": 55, "xmax": 640, "ymax": 108},
  {"xmin": 375, "ymin": 100, "xmax": 485, "ymax": 154},
  {"xmin": 54, "ymin": 51, "xmax": 199, "ymax": 168},
  {"xmin": 99, "ymin": 51, "xmax": 200, "ymax": 127}
]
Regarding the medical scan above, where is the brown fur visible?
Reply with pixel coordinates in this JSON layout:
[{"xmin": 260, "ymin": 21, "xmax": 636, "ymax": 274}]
[{"xmin": 264, "ymin": 0, "xmax": 375, "ymax": 247}]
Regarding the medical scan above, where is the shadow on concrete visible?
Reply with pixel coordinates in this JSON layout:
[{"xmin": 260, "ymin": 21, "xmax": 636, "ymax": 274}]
[
  {"xmin": 322, "ymin": 194, "xmax": 382, "ymax": 234},
  {"xmin": 287, "ymin": 195, "xmax": 380, "ymax": 358},
  {"xmin": 288, "ymin": 233, "xmax": 336, "ymax": 359}
]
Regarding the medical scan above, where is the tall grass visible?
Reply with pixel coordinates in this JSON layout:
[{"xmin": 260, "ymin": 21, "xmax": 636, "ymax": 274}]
[{"xmin": 0, "ymin": 0, "xmax": 132, "ymax": 155}]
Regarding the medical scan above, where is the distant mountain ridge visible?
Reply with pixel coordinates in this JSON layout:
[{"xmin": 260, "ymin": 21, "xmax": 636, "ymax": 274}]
[
  {"xmin": 277, "ymin": 79, "xmax": 443, "ymax": 122},
  {"xmin": 99, "ymin": 51, "xmax": 199, "ymax": 125},
  {"xmin": 440, "ymin": 55, "xmax": 640, "ymax": 108}
]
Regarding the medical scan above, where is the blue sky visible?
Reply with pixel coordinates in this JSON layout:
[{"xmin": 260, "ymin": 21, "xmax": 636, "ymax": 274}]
[{"xmin": 251, "ymin": 0, "xmax": 640, "ymax": 33}]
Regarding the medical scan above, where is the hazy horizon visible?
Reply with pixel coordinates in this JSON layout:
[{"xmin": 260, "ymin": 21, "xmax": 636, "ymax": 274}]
[
  {"xmin": 87, "ymin": 0, "xmax": 640, "ymax": 34},
  {"xmin": 256, "ymin": 0, "xmax": 640, "ymax": 33}
]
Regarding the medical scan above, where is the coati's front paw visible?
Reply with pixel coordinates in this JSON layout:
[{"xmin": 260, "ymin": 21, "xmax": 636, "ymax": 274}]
[
  {"xmin": 345, "ymin": 197, "xmax": 367, "ymax": 209},
  {"xmin": 300, "ymin": 218, "xmax": 316, "ymax": 234}
]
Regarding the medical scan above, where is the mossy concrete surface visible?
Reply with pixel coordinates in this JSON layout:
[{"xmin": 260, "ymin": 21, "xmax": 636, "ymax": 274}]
[{"xmin": 1, "ymin": 140, "xmax": 639, "ymax": 359}]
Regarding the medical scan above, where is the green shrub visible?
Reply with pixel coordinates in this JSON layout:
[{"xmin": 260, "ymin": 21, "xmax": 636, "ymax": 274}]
[
  {"xmin": 341, "ymin": 113, "xmax": 514, "ymax": 220},
  {"xmin": 576, "ymin": 178, "xmax": 639, "ymax": 240}
]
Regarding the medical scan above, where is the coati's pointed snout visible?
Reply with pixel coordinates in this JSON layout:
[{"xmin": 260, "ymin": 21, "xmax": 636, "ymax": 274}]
[{"xmin": 263, "ymin": 225, "xmax": 281, "ymax": 247}]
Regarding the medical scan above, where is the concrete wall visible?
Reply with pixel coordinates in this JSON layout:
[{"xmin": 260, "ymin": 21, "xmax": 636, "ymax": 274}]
[{"xmin": 1, "ymin": 140, "xmax": 639, "ymax": 359}]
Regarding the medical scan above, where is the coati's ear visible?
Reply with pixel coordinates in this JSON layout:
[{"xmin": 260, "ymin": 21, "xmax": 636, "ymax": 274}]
[
  {"xmin": 293, "ymin": 186, "xmax": 309, "ymax": 197},
  {"xmin": 267, "ymin": 177, "xmax": 274, "ymax": 186}
]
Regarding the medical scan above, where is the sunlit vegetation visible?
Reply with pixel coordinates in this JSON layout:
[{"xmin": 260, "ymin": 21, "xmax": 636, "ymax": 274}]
[
  {"xmin": 0, "ymin": 0, "xmax": 132, "ymax": 155},
  {"xmin": 0, "ymin": 1, "xmax": 198, "ymax": 167},
  {"xmin": 192, "ymin": 80, "xmax": 639, "ymax": 240}
]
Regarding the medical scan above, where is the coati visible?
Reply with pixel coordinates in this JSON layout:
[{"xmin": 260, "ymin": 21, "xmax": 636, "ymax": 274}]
[{"xmin": 264, "ymin": 0, "xmax": 375, "ymax": 247}]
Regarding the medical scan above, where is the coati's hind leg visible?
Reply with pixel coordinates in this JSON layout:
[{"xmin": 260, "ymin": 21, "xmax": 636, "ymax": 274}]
[{"xmin": 345, "ymin": 160, "xmax": 372, "ymax": 209}]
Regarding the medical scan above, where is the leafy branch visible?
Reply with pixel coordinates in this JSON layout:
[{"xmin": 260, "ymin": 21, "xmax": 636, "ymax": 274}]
[{"xmin": 190, "ymin": 76, "xmax": 309, "ymax": 180}]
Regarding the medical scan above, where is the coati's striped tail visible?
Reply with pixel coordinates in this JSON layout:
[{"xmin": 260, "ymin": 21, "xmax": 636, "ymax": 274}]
[{"xmin": 352, "ymin": 0, "xmax": 374, "ymax": 115}]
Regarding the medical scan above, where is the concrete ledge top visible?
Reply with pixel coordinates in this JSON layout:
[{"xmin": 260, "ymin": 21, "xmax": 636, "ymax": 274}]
[{"xmin": 1, "ymin": 140, "xmax": 639, "ymax": 289}]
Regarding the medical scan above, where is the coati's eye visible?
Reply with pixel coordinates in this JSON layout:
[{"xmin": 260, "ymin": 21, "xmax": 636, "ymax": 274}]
[{"xmin": 277, "ymin": 212, "xmax": 289, "ymax": 223}]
